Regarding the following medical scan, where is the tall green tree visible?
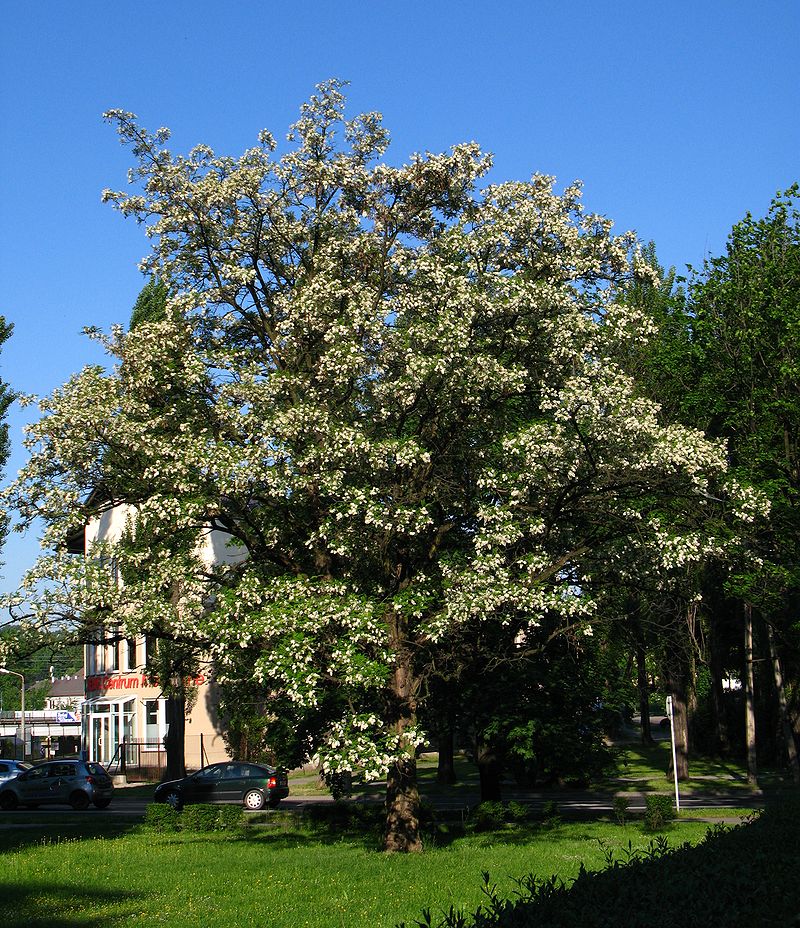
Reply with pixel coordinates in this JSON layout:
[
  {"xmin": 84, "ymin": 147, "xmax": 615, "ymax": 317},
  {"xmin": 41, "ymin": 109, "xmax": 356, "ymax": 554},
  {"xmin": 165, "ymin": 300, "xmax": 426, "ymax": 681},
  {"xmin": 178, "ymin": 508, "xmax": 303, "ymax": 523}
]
[
  {"xmin": 636, "ymin": 189, "xmax": 800, "ymax": 779},
  {"xmin": 130, "ymin": 277, "xmax": 168, "ymax": 330},
  {"xmin": 685, "ymin": 187, "xmax": 800, "ymax": 780},
  {"xmin": 3, "ymin": 83, "xmax": 740, "ymax": 850}
]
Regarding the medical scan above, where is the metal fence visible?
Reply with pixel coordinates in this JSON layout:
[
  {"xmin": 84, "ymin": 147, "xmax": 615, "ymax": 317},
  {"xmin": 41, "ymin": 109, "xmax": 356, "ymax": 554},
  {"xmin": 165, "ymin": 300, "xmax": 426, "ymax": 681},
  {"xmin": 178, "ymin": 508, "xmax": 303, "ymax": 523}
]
[
  {"xmin": 107, "ymin": 740, "xmax": 166, "ymax": 780},
  {"xmin": 107, "ymin": 736, "xmax": 212, "ymax": 780}
]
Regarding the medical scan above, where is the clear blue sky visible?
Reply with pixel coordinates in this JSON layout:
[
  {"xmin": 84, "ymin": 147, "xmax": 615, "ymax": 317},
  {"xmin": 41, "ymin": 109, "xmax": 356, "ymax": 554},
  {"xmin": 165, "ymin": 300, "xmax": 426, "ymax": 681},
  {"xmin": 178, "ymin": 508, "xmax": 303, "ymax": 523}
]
[{"xmin": 1, "ymin": 0, "xmax": 798, "ymax": 591}]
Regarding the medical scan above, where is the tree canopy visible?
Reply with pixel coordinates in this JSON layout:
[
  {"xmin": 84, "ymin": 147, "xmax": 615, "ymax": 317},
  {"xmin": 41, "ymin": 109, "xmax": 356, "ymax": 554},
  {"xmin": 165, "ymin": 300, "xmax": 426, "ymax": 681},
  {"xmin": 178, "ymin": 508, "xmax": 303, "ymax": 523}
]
[{"xmin": 1, "ymin": 82, "xmax": 756, "ymax": 849}]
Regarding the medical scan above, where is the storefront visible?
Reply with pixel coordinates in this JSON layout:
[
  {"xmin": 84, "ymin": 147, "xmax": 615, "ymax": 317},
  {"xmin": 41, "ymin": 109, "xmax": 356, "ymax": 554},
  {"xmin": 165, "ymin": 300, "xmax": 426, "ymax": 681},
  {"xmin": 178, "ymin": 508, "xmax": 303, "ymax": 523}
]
[{"xmin": 82, "ymin": 651, "xmax": 230, "ymax": 775}]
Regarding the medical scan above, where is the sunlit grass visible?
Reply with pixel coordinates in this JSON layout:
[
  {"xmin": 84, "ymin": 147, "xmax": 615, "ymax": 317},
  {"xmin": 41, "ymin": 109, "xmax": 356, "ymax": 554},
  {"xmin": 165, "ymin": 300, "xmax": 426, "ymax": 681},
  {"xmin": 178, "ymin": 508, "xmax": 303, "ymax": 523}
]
[
  {"xmin": 604, "ymin": 742, "xmax": 758, "ymax": 795},
  {"xmin": 0, "ymin": 818, "xmax": 717, "ymax": 928}
]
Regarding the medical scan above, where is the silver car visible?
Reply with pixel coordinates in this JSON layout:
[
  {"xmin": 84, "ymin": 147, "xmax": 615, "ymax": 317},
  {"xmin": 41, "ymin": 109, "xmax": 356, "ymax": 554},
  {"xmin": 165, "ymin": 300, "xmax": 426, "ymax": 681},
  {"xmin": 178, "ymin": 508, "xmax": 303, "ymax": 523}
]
[
  {"xmin": 0, "ymin": 759, "xmax": 113, "ymax": 810},
  {"xmin": 0, "ymin": 759, "xmax": 31, "ymax": 785}
]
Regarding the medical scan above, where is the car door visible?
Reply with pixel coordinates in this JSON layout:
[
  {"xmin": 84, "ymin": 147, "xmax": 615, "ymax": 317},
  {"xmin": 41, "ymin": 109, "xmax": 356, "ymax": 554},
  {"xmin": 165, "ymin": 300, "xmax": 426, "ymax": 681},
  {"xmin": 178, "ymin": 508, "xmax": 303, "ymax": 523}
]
[
  {"xmin": 218, "ymin": 763, "xmax": 249, "ymax": 803},
  {"xmin": 186, "ymin": 764, "xmax": 225, "ymax": 803},
  {"xmin": 49, "ymin": 762, "xmax": 79, "ymax": 803},
  {"xmin": 15, "ymin": 764, "xmax": 52, "ymax": 803}
]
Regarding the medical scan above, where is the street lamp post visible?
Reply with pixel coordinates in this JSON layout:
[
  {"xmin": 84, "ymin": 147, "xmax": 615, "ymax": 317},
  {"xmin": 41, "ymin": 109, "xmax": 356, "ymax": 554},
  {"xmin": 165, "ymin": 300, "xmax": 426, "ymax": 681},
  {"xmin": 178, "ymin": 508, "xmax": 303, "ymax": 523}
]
[{"xmin": 0, "ymin": 669, "xmax": 25, "ymax": 760}]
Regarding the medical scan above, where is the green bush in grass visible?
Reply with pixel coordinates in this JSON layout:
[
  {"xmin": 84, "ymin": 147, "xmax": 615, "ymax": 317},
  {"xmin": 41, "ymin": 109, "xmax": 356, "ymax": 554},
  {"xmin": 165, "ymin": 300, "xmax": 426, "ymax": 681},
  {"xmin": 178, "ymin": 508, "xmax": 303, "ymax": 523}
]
[
  {"xmin": 612, "ymin": 796, "xmax": 629, "ymax": 826},
  {"xmin": 144, "ymin": 803, "xmax": 244, "ymax": 833},
  {"xmin": 143, "ymin": 803, "xmax": 179, "ymax": 833},
  {"xmin": 643, "ymin": 794, "xmax": 674, "ymax": 832}
]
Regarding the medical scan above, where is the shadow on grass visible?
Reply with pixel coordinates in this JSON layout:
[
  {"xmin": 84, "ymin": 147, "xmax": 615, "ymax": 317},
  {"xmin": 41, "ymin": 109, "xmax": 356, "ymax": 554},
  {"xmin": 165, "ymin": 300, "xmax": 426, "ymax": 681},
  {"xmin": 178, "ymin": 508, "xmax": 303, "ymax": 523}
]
[
  {"xmin": 0, "ymin": 818, "xmax": 140, "ymax": 853},
  {"xmin": 610, "ymin": 742, "xmax": 762, "ymax": 794},
  {"xmin": 0, "ymin": 882, "xmax": 142, "ymax": 928}
]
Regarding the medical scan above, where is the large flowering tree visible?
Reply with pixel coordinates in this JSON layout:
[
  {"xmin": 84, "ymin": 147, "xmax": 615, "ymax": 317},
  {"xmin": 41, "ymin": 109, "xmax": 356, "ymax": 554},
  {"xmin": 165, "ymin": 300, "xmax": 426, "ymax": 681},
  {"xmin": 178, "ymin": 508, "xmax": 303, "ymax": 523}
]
[{"xmin": 3, "ymin": 82, "xmax": 735, "ymax": 850}]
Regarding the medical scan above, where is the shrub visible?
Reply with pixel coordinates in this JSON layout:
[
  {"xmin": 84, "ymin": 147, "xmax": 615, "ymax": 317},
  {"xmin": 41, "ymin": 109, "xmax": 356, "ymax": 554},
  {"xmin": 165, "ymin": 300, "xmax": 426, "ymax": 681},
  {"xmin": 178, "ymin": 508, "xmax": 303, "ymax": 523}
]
[
  {"xmin": 216, "ymin": 805, "xmax": 246, "ymax": 831},
  {"xmin": 143, "ymin": 803, "xmax": 179, "ymax": 833},
  {"xmin": 540, "ymin": 800, "xmax": 561, "ymax": 826},
  {"xmin": 144, "ymin": 803, "xmax": 245, "ymax": 834},
  {"xmin": 505, "ymin": 801, "xmax": 529, "ymax": 824},
  {"xmin": 643, "ymin": 794, "xmax": 674, "ymax": 832},
  {"xmin": 612, "ymin": 796, "xmax": 629, "ymax": 826},
  {"xmin": 398, "ymin": 801, "xmax": 799, "ymax": 928},
  {"xmin": 181, "ymin": 804, "xmax": 223, "ymax": 833},
  {"xmin": 304, "ymin": 800, "xmax": 382, "ymax": 834},
  {"xmin": 472, "ymin": 802, "xmax": 505, "ymax": 832}
]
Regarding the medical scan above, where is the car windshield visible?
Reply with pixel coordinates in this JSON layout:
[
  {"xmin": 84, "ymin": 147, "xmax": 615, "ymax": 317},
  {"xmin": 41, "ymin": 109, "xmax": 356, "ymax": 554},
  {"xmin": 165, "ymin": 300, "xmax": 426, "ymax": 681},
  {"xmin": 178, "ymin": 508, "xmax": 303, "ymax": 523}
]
[{"xmin": 86, "ymin": 763, "xmax": 107, "ymax": 776}]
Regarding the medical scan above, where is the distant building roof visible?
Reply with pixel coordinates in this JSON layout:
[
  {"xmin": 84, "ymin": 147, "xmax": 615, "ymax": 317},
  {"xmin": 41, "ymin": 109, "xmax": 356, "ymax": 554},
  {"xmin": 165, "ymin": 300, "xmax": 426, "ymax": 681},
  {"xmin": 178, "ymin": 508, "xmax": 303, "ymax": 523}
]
[{"xmin": 47, "ymin": 672, "xmax": 85, "ymax": 699}]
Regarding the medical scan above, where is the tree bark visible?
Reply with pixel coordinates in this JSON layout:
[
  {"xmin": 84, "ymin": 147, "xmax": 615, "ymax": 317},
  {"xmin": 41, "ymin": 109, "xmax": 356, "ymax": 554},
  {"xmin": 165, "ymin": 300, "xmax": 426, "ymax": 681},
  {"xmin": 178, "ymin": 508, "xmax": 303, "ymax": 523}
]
[
  {"xmin": 764, "ymin": 621, "xmax": 800, "ymax": 784},
  {"xmin": 663, "ymin": 619, "xmax": 690, "ymax": 782},
  {"xmin": 164, "ymin": 692, "xmax": 186, "ymax": 781},
  {"xmin": 385, "ymin": 756, "xmax": 422, "ymax": 853},
  {"xmin": 436, "ymin": 718, "xmax": 457, "ymax": 785},
  {"xmin": 669, "ymin": 683, "xmax": 690, "ymax": 781},
  {"xmin": 384, "ymin": 611, "xmax": 422, "ymax": 853},
  {"xmin": 708, "ymin": 610, "xmax": 730, "ymax": 756},
  {"xmin": 636, "ymin": 644, "xmax": 654, "ymax": 744},
  {"xmin": 743, "ymin": 602, "xmax": 758, "ymax": 786},
  {"xmin": 476, "ymin": 736, "xmax": 503, "ymax": 802}
]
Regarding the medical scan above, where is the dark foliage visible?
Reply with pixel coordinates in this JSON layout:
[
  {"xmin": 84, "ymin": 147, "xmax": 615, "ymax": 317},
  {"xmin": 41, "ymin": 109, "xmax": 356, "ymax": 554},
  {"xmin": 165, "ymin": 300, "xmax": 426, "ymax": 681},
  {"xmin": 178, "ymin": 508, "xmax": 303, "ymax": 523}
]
[{"xmin": 399, "ymin": 801, "xmax": 800, "ymax": 928}]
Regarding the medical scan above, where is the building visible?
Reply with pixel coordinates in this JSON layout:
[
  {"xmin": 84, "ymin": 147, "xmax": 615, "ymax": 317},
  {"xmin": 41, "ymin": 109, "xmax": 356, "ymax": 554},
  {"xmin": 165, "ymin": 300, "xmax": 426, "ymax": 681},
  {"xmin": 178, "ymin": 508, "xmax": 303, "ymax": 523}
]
[
  {"xmin": 46, "ymin": 672, "xmax": 84, "ymax": 713},
  {"xmin": 68, "ymin": 499, "xmax": 246, "ymax": 777}
]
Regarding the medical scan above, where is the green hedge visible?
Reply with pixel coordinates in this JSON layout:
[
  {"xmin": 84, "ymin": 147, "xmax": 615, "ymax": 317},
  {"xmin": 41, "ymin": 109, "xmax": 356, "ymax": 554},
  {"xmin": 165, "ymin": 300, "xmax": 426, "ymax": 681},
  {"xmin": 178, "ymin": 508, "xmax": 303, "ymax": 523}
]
[
  {"xmin": 399, "ymin": 801, "xmax": 800, "ymax": 928},
  {"xmin": 143, "ymin": 803, "xmax": 244, "ymax": 833}
]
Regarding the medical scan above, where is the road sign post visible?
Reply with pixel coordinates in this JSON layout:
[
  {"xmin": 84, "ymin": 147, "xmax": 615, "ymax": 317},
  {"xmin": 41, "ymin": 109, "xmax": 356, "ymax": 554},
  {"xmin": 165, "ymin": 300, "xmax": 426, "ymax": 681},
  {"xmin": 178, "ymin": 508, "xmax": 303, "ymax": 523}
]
[{"xmin": 666, "ymin": 695, "xmax": 680, "ymax": 811}]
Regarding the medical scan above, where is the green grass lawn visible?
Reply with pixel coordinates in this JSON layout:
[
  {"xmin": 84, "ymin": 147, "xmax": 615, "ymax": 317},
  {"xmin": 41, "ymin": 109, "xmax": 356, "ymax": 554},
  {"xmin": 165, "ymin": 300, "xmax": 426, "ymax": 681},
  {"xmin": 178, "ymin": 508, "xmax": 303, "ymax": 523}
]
[
  {"xmin": 604, "ymin": 741, "xmax": 759, "ymax": 795},
  {"xmin": 0, "ymin": 817, "xmax": 718, "ymax": 928}
]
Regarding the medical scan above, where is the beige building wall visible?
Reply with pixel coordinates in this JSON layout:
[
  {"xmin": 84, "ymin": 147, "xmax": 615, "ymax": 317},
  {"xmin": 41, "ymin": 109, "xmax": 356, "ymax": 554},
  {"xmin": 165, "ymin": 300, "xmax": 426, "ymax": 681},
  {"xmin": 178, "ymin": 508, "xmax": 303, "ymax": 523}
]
[{"xmin": 81, "ymin": 502, "xmax": 247, "ymax": 772}]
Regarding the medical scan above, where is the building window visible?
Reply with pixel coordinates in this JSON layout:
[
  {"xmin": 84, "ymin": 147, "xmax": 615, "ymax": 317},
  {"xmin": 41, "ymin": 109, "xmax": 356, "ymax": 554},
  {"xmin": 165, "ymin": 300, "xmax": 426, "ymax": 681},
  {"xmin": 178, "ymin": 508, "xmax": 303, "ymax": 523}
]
[
  {"xmin": 126, "ymin": 638, "xmax": 137, "ymax": 670},
  {"xmin": 145, "ymin": 699, "xmax": 160, "ymax": 744},
  {"xmin": 109, "ymin": 640, "xmax": 119, "ymax": 672}
]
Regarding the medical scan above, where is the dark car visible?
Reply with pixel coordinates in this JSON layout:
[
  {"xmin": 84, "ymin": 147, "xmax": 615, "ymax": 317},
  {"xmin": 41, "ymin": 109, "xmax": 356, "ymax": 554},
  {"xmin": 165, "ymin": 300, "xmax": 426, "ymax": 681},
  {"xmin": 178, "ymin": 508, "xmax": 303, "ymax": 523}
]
[
  {"xmin": 0, "ymin": 760, "xmax": 32, "ymax": 785},
  {"xmin": 153, "ymin": 761, "xmax": 289, "ymax": 811},
  {"xmin": 0, "ymin": 759, "xmax": 113, "ymax": 810}
]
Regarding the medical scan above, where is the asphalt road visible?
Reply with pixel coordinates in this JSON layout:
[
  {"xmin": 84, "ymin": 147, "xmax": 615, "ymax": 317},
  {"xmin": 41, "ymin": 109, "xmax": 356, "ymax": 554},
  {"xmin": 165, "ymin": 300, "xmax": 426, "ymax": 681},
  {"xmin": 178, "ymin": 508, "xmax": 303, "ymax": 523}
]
[{"xmin": 0, "ymin": 788, "xmax": 764, "ymax": 823}]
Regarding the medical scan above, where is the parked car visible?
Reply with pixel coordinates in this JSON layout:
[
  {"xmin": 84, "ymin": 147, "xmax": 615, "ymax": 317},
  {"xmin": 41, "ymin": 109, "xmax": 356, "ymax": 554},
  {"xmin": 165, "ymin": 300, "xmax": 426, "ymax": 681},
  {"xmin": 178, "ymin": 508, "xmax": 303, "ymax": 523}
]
[
  {"xmin": 0, "ymin": 760, "xmax": 32, "ymax": 785},
  {"xmin": 0, "ymin": 759, "xmax": 113, "ymax": 810},
  {"xmin": 154, "ymin": 761, "xmax": 289, "ymax": 811}
]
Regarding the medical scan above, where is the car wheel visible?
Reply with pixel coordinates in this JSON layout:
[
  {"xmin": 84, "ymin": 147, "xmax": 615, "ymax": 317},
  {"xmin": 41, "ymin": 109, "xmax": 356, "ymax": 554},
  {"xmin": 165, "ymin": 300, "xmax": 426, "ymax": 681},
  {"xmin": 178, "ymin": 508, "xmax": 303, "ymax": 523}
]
[
  {"xmin": 94, "ymin": 798, "xmax": 111, "ymax": 810},
  {"xmin": 69, "ymin": 791, "xmax": 91, "ymax": 811},
  {"xmin": 0, "ymin": 791, "xmax": 18, "ymax": 811},
  {"xmin": 243, "ymin": 789, "xmax": 265, "ymax": 811},
  {"xmin": 164, "ymin": 790, "xmax": 183, "ymax": 811}
]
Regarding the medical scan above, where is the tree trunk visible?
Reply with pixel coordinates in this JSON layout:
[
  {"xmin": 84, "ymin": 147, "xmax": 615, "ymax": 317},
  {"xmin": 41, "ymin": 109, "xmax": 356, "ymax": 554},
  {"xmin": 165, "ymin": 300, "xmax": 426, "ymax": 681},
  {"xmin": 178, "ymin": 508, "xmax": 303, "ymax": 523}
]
[
  {"xmin": 743, "ymin": 602, "xmax": 758, "ymax": 786},
  {"xmin": 385, "ymin": 756, "xmax": 422, "ymax": 852},
  {"xmin": 765, "ymin": 621, "xmax": 800, "ymax": 783},
  {"xmin": 384, "ymin": 612, "xmax": 422, "ymax": 853},
  {"xmin": 663, "ymin": 620, "xmax": 690, "ymax": 782},
  {"xmin": 708, "ymin": 610, "xmax": 730, "ymax": 756},
  {"xmin": 476, "ymin": 736, "xmax": 502, "ymax": 802},
  {"xmin": 669, "ymin": 683, "xmax": 690, "ymax": 781},
  {"xmin": 636, "ymin": 644, "xmax": 654, "ymax": 744},
  {"xmin": 436, "ymin": 719, "xmax": 457, "ymax": 785},
  {"xmin": 164, "ymin": 692, "xmax": 186, "ymax": 781}
]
